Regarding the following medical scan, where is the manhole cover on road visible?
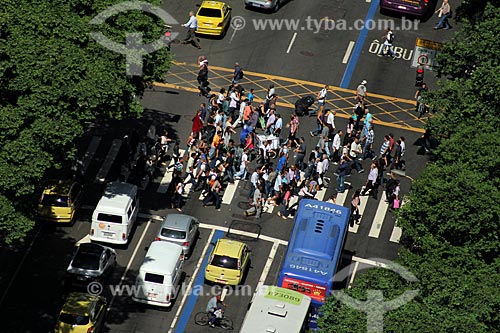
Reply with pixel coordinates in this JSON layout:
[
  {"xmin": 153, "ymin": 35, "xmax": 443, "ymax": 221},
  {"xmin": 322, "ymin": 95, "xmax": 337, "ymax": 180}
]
[{"xmin": 300, "ymin": 51, "xmax": 315, "ymax": 57}]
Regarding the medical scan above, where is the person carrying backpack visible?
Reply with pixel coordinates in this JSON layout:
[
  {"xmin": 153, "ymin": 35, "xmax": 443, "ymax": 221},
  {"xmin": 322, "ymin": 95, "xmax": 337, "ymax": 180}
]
[{"xmin": 378, "ymin": 28, "xmax": 396, "ymax": 59}]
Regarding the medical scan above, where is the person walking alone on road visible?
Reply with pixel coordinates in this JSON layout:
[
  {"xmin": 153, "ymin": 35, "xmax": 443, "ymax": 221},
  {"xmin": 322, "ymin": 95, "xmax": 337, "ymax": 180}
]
[
  {"xmin": 378, "ymin": 28, "xmax": 396, "ymax": 59},
  {"xmin": 232, "ymin": 62, "xmax": 244, "ymax": 84},
  {"xmin": 356, "ymin": 80, "xmax": 368, "ymax": 104},
  {"xmin": 181, "ymin": 11, "xmax": 201, "ymax": 49},
  {"xmin": 434, "ymin": 0, "xmax": 451, "ymax": 30},
  {"xmin": 350, "ymin": 189, "xmax": 361, "ymax": 225}
]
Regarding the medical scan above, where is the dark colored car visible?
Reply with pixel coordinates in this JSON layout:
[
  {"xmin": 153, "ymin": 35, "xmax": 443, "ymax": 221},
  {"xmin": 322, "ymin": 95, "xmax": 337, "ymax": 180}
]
[
  {"xmin": 380, "ymin": 0, "xmax": 433, "ymax": 17},
  {"xmin": 66, "ymin": 243, "xmax": 116, "ymax": 287}
]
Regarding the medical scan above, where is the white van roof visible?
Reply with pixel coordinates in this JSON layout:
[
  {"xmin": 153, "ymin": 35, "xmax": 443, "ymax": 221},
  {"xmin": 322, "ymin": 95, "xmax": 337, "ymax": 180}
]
[
  {"xmin": 140, "ymin": 241, "xmax": 183, "ymax": 276},
  {"xmin": 95, "ymin": 182, "xmax": 137, "ymax": 215}
]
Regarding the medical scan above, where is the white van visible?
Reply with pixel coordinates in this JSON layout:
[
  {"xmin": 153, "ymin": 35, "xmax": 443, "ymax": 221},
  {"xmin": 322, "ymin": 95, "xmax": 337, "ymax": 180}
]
[
  {"xmin": 90, "ymin": 182, "xmax": 139, "ymax": 245},
  {"xmin": 132, "ymin": 241, "xmax": 184, "ymax": 307}
]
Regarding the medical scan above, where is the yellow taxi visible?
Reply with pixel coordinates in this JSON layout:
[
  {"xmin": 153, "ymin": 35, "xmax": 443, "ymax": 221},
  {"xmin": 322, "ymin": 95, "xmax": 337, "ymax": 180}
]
[
  {"xmin": 54, "ymin": 292, "xmax": 107, "ymax": 333},
  {"xmin": 196, "ymin": 1, "xmax": 232, "ymax": 36},
  {"xmin": 37, "ymin": 180, "xmax": 82, "ymax": 223},
  {"xmin": 205, "ymin": 238, "xmax": 251, "ymax": 285}
]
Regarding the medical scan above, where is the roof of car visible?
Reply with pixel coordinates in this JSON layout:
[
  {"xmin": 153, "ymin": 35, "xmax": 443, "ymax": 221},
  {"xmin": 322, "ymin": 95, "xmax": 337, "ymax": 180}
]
[
  {"xmin": 140, "ymin": 241, "xmax": 183, "ymax": 275},
  {"xmin": 61, "ymin": 293, "xmax": 100, "ymax": 315},
  {"xmin": 213, "ymin": 238, "xmax": 246, "ymax": 258},
  {"xmin": 43, "ymin": 180, "xmax": 75, "ymax": 195},
  {"xmin": 95, "ymin": 182, "xmax": 137, "ymax": 213},
  {"xmin": 161, "ymin": 214, "xmax": 196, "ymax": 231},
  {"xmin": 199, "ymin": 1, "xmax": 226, "ymax": 10}
]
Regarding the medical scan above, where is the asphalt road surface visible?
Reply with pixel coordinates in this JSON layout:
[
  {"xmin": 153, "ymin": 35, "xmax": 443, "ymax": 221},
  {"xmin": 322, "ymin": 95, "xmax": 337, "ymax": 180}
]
[{"xmin": 0, "ymin": 0, "xmax": 460, "ymax": 332}]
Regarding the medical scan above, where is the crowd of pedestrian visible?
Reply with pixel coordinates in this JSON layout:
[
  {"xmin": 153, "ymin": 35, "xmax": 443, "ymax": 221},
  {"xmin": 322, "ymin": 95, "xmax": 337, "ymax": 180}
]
[{"xmin": 152, "ymin": 71, "xmax": 406, "ymax": 223}]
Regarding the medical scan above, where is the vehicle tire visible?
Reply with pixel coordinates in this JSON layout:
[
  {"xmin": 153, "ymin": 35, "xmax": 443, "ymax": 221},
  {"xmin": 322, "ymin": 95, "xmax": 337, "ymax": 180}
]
[
  {"xmin": 194, "ymin": 311, "xmax": 209, "ymax": 326},
  {"xmin": 220, "ymin": 316, "xmax": 234, "ymax": 330}
]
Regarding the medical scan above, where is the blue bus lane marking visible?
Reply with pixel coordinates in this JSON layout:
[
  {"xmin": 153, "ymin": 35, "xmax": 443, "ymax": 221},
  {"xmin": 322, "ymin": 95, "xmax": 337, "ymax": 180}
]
[
  {"xmin": 174, "ymin": 229, "xmax": 225, "ymax": 333},
  {"xmin": 340, "ymin": 0, "xmax": 380, "ymax": 88}
]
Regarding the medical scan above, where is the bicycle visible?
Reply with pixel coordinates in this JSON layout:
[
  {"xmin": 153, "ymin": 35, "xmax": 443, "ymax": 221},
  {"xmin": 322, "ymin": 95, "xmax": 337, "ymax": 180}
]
[{"xmin": 194, "ymin": 311, "xmax": 233, "ymax": 330}]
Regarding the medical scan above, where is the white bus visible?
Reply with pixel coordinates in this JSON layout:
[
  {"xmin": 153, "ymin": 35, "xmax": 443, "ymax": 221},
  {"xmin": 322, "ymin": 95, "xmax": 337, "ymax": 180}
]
[{"xmin": 240, "ymin": 285, "xmax": 313, "ymax": 333}]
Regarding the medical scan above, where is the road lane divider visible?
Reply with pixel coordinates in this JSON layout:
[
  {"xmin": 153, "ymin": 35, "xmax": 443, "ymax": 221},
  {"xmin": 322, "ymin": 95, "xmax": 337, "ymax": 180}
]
[
  {"xmin": 342, "ymin": 41, "xmax": 356, "ymax": 64},
  {"xmin": 107, "ymin": 217, "xmax": 153, "ymax": 310},
  {"xmin": 255, "ymin": 241, "xmax": 280, "ymax": 292},
  {"xmin": 95, "ymin": 139, "xmax": 122, "ymax": 184},
  {"xmin": 172, "ymin": 229, "xmax": 225, "ymax": 333}
]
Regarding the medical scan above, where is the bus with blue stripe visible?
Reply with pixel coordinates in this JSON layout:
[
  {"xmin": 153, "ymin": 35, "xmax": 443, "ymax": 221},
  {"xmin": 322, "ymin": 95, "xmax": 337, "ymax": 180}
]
[{"xmin": 277, "ymin": 199, "xmax": 350, "ymax": 330}]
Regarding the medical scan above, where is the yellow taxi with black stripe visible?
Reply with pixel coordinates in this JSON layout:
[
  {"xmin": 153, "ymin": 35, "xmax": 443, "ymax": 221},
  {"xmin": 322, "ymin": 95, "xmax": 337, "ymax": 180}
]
[
  {"xmin": 196, "ymin": 1, "xmax": 232, "ymax": 36},
  {"xmin": 205, "ymin": 238, "xmax": 251, "ymax": 285}
]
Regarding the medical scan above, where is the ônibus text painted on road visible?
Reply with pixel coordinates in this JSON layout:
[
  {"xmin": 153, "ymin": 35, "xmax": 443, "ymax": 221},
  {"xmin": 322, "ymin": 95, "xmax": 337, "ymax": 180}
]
[{"xmin": 369, "ymin": 39, "xmax": 413, "ymax": 61}]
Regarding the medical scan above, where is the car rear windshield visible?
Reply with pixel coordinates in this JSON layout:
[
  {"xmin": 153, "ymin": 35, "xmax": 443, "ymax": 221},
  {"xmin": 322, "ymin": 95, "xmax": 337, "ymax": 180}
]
[
  {"xmin": 73, "ymin": 251, "xmax": 100, "ymax": 270},
  {"xmin": 161, "ymin": 228, "xmax": 186, "ymax": 239},
  {"xmin": 97, "ymin": 213, "xmax": 123, "ymax": 223},
  {"xmin": 41, "ymin": 194, "xmax": 69, "ymax": 207},
  {"xmin": 145, "ymin": 273, "xmax": 164, "ymax": 284},
  {"xmin": 198, "ymin": 8, "xmax": 222, "ymax": 17},
  {"xmin": 59, "ymin": 313, "xmax": 90, "ymax": 325},
  {"xmin": 211, "ymin": 255, "xmax": 238, "ymax": 269}
]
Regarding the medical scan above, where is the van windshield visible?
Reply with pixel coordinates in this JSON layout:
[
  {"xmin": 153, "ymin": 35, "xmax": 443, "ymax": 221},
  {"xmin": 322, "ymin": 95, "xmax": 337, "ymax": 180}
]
[
  {"xmin": 145, "ymin": 273, "xmax": 164, "ymax": 284},
  {"xmin": 211, "ymin": 255, "xmax": 238, "ymax": 269},
  {"xmin": 97, "ymin": 213, "xmax": 122, "ymax": 223}
]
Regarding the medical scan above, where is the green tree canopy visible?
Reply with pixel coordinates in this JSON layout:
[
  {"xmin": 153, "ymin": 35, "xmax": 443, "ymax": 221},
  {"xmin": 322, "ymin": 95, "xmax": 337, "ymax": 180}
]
[{"xmin": 0, "ymin": 0, "xmax": 171, "ymax": 244}]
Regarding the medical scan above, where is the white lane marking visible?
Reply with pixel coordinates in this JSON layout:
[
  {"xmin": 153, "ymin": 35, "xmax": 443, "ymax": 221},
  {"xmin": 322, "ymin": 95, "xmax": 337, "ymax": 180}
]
[
  {"xmin": 76, "ymin": 234, "xmax": 91, "ymax": 246},
  {"xmin": 168, "ymin": 229, "xmax": 216, "ymax": 333},
  {"xmin": 336, "ymin": 190, "xmax": 349, "ymax": 206},
  {"xmin": 229, "ymin": 27, "xmax": 238, "ymax": 44},
  {"xmin": 390, "ymin": 199, "xmax": 405, "ymax": 243},
  {"xmin": 221, "ymin": 286, "xmax": 229, "ymax": 302},
  {"xmin": 107, "ymin": 218, "xmax": 153, "ymax": 310},
  {"xmin": 95, "ymin": 139, "xmax": 122, "ymax": 183},
  {"xmin": 369, "ymin": 191, "xmax": 389, "ymax": 238},
  {"xmin": 342, "ymin": 41, "xmax": 356, "ymax": 64},
  {"xmin": 222, "ymin": 180, "xmax": 239, "ymax": 205},
  {"xmin": 0, "ymin": 226, "xmax": 42, "ymax": 307},
  {"xmin": 157, "ymin": 150, "xmax": 185, "ymax": 194},
  {"xmin": 81, "ymin": 136, "xmax": 102, "ymax": 175},
  {"xmin": 137, "ymin": 212, "xmax": 289, "ymax": 245},
  {"xmin": 255, "ymin": 241, "xmax": 280, "ymax": 292},
  {"xmin": 366, "ymin": 0, "xmax": 372, "ymax": 2},
  {"xmin": 390, "ymin": 225, "xmax": 403, "ymax": 243},
  {"xmin": 286, "ymin": 32, "xmax": 298, "ymax": 54},
  {"xmin": 348, "ymin": 255, "xmax": 389, "ymax": 268},
  {"xmin": 347, "ymin": 261, "xmax": 359, "ymax": 289}
]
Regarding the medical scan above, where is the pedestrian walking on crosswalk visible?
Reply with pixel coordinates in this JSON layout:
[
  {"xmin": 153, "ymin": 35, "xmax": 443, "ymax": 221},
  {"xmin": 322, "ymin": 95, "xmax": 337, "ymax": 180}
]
[{"xmin": 361, "ymin": 161, "xmax": 379, "ymax": 199}]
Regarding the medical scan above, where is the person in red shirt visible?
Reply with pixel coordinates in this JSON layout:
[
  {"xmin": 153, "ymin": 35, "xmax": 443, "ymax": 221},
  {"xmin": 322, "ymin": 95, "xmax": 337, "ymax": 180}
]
[{"xmin": 191, "ymin": 110, "xmax": 203, "ymax": 140}]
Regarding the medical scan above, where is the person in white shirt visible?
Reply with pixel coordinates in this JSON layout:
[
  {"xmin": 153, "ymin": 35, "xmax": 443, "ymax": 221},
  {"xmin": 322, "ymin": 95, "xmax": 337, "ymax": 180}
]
[
  {"xmin": 378, "ymin": 28, "xmax": 395, "ymax": 59},
  {"xmin": 332, "ymin": 130, "xmax": 342, "ymax": 164},
  {"xmin": 309, "ymin": 85, "xmax": 329, "ymax": 116},
  {"xmin": 181, "ymin": 11, "xmax": 201, "ymax": 49},
  {"xmin": 234, "ymin": 150, "xmax": 248, "ymax": 179},
  {"xmin": 326, "ymin": 109, "xmax": 336, "ymax": 140},
  {"xmin": 315, "ymin": 158, "xmax": 324, "ymax": 186},
  {"xmin": 232, "ymin": 98, "xmax": 246, "ymax": 128},
  {"xmin": 273, "ymin": 113, "xmax": 283, "ymax": 137}
]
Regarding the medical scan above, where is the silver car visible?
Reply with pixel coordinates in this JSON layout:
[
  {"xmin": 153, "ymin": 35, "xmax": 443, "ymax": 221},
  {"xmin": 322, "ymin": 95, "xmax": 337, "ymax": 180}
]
[
  {"xmin": 245, "ymin": 0, "xmax": 286, "ymax": 12},
  {"xmin": 66, "ymin": 243, "xmax": 116, "ymax": 287},
  {"xmin": 155, "ymin": 214, "xmax": 199, "ymax": 259}
]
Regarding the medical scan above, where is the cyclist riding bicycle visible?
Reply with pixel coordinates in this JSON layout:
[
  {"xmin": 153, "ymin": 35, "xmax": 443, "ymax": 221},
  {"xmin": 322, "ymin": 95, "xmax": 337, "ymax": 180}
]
[{"xmin": 206, "ymin": 295, "xmax": 226, "ymax": 328}]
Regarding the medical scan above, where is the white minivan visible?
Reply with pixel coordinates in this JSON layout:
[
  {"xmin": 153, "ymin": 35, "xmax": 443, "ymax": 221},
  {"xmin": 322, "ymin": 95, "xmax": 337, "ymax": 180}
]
[
  {"xmin": 132, "ymin": 241, "xmax": 184, "ymax": 307},
  {"xmin": 90, "ymin": 182, "xmax": 139, "ymax": 245}
]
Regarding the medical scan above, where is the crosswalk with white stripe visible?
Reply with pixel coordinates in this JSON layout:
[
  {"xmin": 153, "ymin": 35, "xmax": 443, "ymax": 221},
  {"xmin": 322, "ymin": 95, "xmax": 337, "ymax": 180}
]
[{"xmin": 81, "ymin": 136, "xmax": 403, "ymax": 243}]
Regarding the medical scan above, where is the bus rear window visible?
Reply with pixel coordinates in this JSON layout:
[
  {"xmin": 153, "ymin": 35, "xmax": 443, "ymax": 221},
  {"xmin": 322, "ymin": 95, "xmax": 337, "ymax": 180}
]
[
  {"xmin": 281, "ymin": 277, "xmax": 327, "ymax": 303},
  {"xmin": 145, "ymin": 273, "xmax": 164, "ymax": 284},
  {"xmin": 97, "ymin": 213, "xmax": 122, "ymax": 223}
]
